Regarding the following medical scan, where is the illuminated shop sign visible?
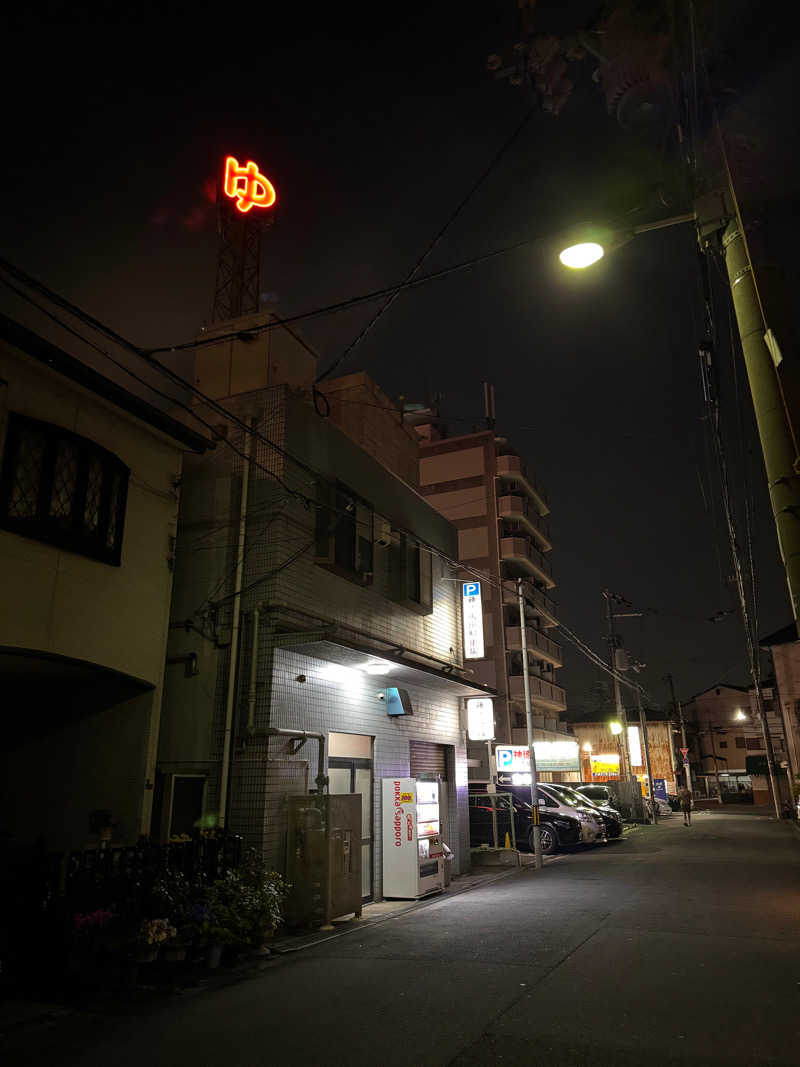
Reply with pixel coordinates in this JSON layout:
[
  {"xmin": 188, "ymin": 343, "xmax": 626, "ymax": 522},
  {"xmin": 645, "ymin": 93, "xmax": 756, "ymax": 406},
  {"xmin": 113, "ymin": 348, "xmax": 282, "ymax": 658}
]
[
  {"xmin": 627, "ymin": 725, "xmax": 642, "ymax": 767},
  {"xmin": 223, "ymin": 155, "xmax": 277, "ymax": 214},
  {"xmin": 462, "ymin": 582, "xmax": 485, "ymax": 659},
  {"xmin": 466, "ymin": 698, "xmax": 494, "ymax": 741},
  {"xmin": 496, "ymin": 741, "xmax": 580, "ymax": 774},
  {"xmin": 590, "ymin": 754, "xmax": 620, "ymax": 776}
]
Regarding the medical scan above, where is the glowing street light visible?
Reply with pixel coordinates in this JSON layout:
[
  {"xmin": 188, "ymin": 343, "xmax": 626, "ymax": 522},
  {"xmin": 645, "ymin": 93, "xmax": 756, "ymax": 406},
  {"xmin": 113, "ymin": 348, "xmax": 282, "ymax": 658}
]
[
  {"xmin": 559, "ymin": 242, "xmax": 604, "ymax": 269},
  {"xmin": 734, "ymin": 709, "xmax": 747, "ymax": 721},
  {"xmin": 609, "ymin": 720, "xmax": 623, "ymax": 736}
]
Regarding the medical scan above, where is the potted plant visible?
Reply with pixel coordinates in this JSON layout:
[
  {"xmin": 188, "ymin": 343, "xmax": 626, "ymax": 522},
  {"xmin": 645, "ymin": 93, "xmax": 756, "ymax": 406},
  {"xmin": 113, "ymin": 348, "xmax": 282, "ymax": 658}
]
[
  {"xmin": 135, "ymin": 918, "xmax": 176, "ymax": 963},
  {"xmin": 237, "ymin": 854, "xmax": 288, "ymax": 952}
]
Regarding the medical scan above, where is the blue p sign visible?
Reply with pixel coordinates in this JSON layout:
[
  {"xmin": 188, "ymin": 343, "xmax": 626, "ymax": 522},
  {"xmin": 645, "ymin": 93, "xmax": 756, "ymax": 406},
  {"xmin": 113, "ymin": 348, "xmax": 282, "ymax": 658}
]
[{"xmin": 463, "ymin": 582, "xmax": 480, "ymax": 597}]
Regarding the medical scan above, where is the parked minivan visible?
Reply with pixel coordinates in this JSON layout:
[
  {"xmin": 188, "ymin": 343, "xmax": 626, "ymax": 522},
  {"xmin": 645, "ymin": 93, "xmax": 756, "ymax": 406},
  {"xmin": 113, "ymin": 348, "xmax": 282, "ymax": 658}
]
[{"xmin": 536, "ymin": 783, "xmax": 606, "ymax": 844}]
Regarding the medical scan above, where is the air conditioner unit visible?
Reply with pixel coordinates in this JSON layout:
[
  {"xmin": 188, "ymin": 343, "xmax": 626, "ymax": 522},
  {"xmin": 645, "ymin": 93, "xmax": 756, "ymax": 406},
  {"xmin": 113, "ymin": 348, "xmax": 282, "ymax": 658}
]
[{"xmin": 374, "ymin": 518, "xmax": 393, "ymax": 547}]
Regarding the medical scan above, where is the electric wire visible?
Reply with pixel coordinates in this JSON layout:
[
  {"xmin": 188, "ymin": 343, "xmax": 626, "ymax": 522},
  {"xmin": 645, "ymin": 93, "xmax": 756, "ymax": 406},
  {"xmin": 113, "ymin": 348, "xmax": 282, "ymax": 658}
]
[{"xmin": 315, "ymin": 104, "xmax": 536, "ymax": 383}]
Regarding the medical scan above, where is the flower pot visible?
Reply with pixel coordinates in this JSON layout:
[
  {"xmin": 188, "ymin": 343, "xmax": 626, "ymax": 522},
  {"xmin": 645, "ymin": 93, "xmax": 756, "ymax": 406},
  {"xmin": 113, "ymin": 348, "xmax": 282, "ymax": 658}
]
[
  {"xmin": 162, "ymin": 945, "xmax": 187, "ymax": 963},
  {"xmin": 206, "ymin": 942, "xmax": 224, "ymax": 969},
  {"xmin": 135, "ymin": 947, "xmax": 159, "ymax": 964}
]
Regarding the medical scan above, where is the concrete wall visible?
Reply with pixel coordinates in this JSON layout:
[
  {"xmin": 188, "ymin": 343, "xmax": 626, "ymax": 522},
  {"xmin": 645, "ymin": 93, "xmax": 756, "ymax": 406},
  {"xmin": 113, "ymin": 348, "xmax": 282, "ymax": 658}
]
[
  {"xmin": 570, "ymin": 721, "xmax": 677, "ymax": 792},
  {"xmin": 0, "ymin": 342, "xmax": 184, "ymax": 849},
  {"xmin": 319, "ymin": 372, "xmax": 421, "ymax": 487}
]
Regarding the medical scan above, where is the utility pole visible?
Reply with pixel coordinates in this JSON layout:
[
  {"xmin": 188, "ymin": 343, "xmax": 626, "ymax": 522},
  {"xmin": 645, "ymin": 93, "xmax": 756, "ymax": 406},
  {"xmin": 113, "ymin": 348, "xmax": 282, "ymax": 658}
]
[
  {"xmin": 518, "ymin": 578, "xmax": 542, "ymax": 869},
  {"xmin": 634, "ymin": 687, "xmax": 656, "ymax": 824},
  {"xmin": 603, "ymin": 590, "xmax": 629, "ymax": 778},
  {"xmin": 667, "ymin": 673, "xmax": 692, "ymax": 795}
]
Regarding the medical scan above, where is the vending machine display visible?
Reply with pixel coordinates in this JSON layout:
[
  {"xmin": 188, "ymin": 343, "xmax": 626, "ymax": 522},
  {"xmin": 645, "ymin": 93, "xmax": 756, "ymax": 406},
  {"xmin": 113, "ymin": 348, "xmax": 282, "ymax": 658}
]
[{"xmin": 382, "ymin": 777, "xmax": 444, "ymax": 899}]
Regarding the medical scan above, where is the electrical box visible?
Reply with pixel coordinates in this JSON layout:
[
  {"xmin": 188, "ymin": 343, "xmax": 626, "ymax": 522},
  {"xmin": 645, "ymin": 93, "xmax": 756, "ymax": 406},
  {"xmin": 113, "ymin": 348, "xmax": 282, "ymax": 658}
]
[
  {"xmin": 382, "ymin": 777, "xmax": 444, "ymax": 899},
  {"xmin": 285, "ymin": 793, "xmax": 362, "ymax": 926}
]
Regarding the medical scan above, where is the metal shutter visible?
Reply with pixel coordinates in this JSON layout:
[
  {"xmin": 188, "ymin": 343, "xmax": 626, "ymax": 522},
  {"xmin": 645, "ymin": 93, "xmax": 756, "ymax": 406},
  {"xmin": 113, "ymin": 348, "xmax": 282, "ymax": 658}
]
[{"xmin": 409, "ymin": 740, "xmax": 448, "ymax": 780}]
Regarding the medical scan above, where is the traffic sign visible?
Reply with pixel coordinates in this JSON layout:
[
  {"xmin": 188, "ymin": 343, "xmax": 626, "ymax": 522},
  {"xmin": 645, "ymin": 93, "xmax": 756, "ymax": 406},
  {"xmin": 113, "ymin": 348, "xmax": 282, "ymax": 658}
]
[{"xmin": 680, "ymin": 747, "xmax": 689, "ymax": 758}]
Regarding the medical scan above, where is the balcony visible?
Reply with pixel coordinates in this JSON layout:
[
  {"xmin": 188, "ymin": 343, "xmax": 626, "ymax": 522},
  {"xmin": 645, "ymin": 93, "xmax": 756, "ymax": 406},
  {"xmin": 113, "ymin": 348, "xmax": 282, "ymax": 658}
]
[
  {"xmin": 496, "ymin": 454, "xmax": 549, "ymax": 516},
  {"xmin": 509, "ymin": 673, "xmax": 567, "ymax": 712},
  {"xmin": 502, "ymin": 580, "xmax": 558, "ymax": 628},
  {"xmin": 505, "ymin": 626, "xmax": 563, "ymax": 668},
  {"xmin": 497, "ymin": 495, "xmax": 552, "ymax": 552},
  {"xmin": 500, "ymin": 537, "xmax": 555, "ymax": 589}
]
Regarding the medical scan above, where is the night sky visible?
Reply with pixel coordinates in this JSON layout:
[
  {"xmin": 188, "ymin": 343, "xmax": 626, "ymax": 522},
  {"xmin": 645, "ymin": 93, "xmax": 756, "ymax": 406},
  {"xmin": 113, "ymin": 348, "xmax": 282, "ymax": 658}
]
[{"xmin": 3, "ymin": 2, "xmax": 798, "ymax": 713}]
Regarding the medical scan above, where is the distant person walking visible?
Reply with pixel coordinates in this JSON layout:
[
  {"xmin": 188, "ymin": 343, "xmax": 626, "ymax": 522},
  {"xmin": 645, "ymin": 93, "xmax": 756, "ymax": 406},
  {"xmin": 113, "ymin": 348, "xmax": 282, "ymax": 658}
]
[{"xmin": 679, "ymin": 786, "xmax": 693, "ymax": 826}]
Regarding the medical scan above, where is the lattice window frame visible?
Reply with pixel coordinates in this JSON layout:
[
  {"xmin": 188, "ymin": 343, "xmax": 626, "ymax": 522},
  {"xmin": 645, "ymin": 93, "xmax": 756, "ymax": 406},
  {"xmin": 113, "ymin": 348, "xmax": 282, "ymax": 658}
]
[{"xmin": 0, "ymin": 412, "xmax": 129, "ymax": 565}]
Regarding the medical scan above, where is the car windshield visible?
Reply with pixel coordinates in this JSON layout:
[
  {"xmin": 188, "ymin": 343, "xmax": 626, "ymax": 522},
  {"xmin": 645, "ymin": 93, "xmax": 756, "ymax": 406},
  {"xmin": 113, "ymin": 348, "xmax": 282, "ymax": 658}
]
[
  {"xmin": 541, "ymin": 786, "xmax": 581, "ymax": 807},
  {"xmin": 557, "ymin": 786, "xmax": 600, "ymax": 808}
]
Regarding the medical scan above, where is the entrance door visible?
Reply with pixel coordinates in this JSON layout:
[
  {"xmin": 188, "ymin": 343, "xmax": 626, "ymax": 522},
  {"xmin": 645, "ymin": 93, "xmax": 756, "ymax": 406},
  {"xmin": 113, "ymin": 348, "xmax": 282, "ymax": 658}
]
[{"xmin": 328, "ymin": 733, "xmax": 374, "ymax": 901}]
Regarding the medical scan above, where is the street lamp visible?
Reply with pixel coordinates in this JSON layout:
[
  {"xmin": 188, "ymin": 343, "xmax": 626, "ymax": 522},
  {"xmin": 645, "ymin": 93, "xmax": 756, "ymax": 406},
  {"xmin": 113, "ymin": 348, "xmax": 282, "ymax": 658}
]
[
  {"xmin": 734, "ymin": 709, "xmax": 747, "ymax": 721},
  {"xmin": 609, "ymin": 720, "xmax": 623, "ymax": 735},
  {"xmin": 557, "ymin": 213, "xmax": 695, "ymax": 269},
  {"xmin": 559, "ymin": 200, "xmax": 791, "ymax": 819}
]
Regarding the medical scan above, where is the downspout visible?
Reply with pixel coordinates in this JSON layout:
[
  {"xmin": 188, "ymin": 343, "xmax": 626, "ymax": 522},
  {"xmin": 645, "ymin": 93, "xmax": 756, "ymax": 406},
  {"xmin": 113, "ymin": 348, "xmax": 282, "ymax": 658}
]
[
  {"xmin": 256, "ymin": 727, "xmax": 327, "ymax": 793},
  {"xmin": 218, "ymin": 417, "xmax": 254, "ymax": 827}
]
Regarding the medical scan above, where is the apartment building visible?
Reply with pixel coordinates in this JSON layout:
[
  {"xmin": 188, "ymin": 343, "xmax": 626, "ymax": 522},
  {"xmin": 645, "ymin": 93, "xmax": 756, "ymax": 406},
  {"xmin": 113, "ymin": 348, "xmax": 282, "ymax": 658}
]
[
  {"xmin": 417, "ymin": 428, "xmax": 569, "ymax": 777},
  {"xmin": 158, "ymin": 324, "xmax": 494, "ymax": 899}
]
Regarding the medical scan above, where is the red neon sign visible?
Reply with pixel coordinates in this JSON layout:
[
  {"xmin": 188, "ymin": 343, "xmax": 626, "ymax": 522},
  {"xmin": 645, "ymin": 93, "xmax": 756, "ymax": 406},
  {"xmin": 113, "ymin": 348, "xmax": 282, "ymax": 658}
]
[{"xmin": 223, "ymin": 155, "xmax": 276, "ymax": 214}]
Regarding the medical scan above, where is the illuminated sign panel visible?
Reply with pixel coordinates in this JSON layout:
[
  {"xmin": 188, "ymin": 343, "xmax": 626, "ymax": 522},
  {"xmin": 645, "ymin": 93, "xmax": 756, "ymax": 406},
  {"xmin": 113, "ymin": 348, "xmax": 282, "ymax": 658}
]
[
  {"xmin": 466, "ymin": 698, "xmax": 494, "ymax": 741},
  {"xmin": 496, "ymin": 742, "xmax": 580, "ymax": 774},
  {"xmin": 223, "ymin": 155, "xmax": 276, "ymax": 214},
  {"xmin": 590, "ymin": 754, "xmax": 620, "ymax": 776},
  {"xmin": 462, "ymin": 582, "xmax": 484, "ymax": 659},
  {"xmin": 627, "ymin": 725, "xmax": 642, "ymax": 768}
]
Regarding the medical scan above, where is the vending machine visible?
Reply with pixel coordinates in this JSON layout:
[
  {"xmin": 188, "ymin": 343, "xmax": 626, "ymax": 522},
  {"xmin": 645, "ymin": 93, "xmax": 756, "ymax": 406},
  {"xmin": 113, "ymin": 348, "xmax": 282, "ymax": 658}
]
[{"xmin": 382, "ymin": 777, "xmax": 444, "ymax": 899}]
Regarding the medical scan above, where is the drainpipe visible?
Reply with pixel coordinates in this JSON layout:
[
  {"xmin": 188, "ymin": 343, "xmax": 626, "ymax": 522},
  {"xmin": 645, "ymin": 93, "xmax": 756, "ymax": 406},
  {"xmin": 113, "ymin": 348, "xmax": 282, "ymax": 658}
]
[
  {"xmin": 246, "ymin": 606, "xmax": 260, "ymax": 731},
  {"xmin": 218, "ymin": 417, "xmax": 254, "ymax": 828},
  {"xmin": 259, "ymin": 727, "xmax": 327, "ymax": 793}
]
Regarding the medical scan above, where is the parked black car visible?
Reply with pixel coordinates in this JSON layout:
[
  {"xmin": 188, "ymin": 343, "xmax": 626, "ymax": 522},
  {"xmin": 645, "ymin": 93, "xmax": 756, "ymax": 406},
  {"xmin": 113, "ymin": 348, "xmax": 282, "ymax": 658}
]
[
  {"xmin": 574, "ymin": 783, "xmax": 620, "ymax": 810},
  {"xmin": 468, "ymin": 785, "xmax": 582, "ymax": 855},
  {"xmin": 546, "ymin": 783, "xmax": 624, "ymax": 840}
]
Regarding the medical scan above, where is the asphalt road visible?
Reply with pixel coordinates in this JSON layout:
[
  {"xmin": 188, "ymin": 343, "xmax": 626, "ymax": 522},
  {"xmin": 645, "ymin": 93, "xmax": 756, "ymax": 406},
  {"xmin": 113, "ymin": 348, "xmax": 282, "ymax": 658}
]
[{"xmin": 7, "ymin": 811, "xmax": 800, "ymax": 1066}]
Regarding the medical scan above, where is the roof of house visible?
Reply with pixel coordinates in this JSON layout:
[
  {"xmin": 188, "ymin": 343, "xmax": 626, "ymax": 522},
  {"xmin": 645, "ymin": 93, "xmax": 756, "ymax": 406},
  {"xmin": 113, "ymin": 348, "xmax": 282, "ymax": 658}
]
[
  {"xmin": 0, "ymin": 314, "xmax": 212, "ymax": 453},
  {"xmin": 685, "ymin": 683, "xmax": 750, "ymax": 703},
  {"xmin": 760, "ymin": 622, "xmax": 798, "ymax": 648}
]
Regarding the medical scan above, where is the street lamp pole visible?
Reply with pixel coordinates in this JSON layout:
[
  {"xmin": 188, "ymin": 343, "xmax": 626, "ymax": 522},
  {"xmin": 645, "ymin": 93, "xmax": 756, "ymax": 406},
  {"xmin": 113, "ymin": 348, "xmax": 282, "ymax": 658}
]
[{"xmin": 517, "ymin": 578, "xmax": 543, "ymax": 869}]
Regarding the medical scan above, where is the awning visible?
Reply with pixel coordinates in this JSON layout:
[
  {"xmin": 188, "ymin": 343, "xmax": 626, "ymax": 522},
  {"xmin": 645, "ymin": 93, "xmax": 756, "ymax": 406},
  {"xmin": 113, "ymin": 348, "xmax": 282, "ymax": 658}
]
[{"xmin": 273, "ymin": 634, "xmax": 495, "ymax": 699}]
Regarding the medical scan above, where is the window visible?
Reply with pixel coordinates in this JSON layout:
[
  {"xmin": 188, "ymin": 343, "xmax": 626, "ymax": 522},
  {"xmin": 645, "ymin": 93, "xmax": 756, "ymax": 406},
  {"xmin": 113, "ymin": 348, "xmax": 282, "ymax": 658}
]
[
  {"xmin": 745, "ymin": 736, "xmax": 763, "ymax": 751},
  {"xmin": 735, "ymin": 736, "xmax": 746, "ymax": 749},
  {"xmin": 0, "ymin": 413, "xmax": 129, "ymax": 565},
  {"xmin": 719, "ymin": 741, "xmax": 728, "ymax": 748},
  {"xmin": 314, "ymin": 479, "xmax": 373, "ymax": 584},
  {"xmin": 389, "ymin": 530, "xmax": 432, "ymax": 614}
]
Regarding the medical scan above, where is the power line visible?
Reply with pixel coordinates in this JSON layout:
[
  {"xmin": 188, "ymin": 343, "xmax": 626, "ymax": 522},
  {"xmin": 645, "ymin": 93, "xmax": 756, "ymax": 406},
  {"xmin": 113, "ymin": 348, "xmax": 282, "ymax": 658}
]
[
  {"xmin": 315, "ymin": 105, "xmax": 536, "ymax": 383},
  {"xmin": 1, "ymin": 260, "xmax": 661, "ymax": 709}
]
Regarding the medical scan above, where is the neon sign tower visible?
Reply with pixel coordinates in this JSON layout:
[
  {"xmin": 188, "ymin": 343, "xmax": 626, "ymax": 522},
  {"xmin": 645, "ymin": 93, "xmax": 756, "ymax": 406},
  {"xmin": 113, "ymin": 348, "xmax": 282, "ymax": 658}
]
[{"xmin": 211, "ymin": 155, "xmax": 277, "ymax": 322}]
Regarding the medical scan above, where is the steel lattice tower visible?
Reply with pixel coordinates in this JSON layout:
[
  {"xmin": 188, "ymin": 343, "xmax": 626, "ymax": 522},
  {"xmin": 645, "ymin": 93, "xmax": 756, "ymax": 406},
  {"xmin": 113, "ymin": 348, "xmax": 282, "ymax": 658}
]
[{"xmin": 211, "ymin": 184, "xmax": 264, "ymax": 322}]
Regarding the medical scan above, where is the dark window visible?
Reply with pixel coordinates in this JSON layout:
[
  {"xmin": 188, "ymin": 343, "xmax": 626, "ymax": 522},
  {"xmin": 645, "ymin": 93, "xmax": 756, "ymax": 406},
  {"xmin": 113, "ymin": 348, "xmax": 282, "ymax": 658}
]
[
  {"xmin": 314, "ymin": 479, "xmax": 373, "ymax": 584},
  {"xmin": 0, "ymin": 413, "xmax": 129, "ymax": 565},
  {"xmin": 389, "ymin": 530, "xmax": 433, "ymax": 615},
  {"xmin": 735, "ymin": 736, "xmax": 746, "ymax": 749},
  {"xmin": 719, "ymin": 741, "xmax": 728, "ymax": 748},
  {"xmin": 745, "ymin": 736, "xmax": 763, "ymax": 751}
]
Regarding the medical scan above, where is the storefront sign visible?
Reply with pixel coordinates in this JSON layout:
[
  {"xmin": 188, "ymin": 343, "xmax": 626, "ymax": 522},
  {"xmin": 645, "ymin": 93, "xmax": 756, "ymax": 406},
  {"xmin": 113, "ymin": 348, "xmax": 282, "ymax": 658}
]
[
  {"xmin": 462, "ymin": 582, "xmax": 485, "ymax": 659},
  {"xmin": 653, "ymin": 778, "xmax": 668, "ymax": 801},
  {"xmin": 466, "ymin": 697, "xmax": 494, "ymax": 741},
  {"xmin": 590, "ymin": 753, "xmax": 620, "ymax": 776},
  {"xmin": 627, "ymin": 725, "xmax": 642, "ymax": 768},
  {"xmin": 496, "ymin": 741, "xmax": 580, "ymax": 774}
]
